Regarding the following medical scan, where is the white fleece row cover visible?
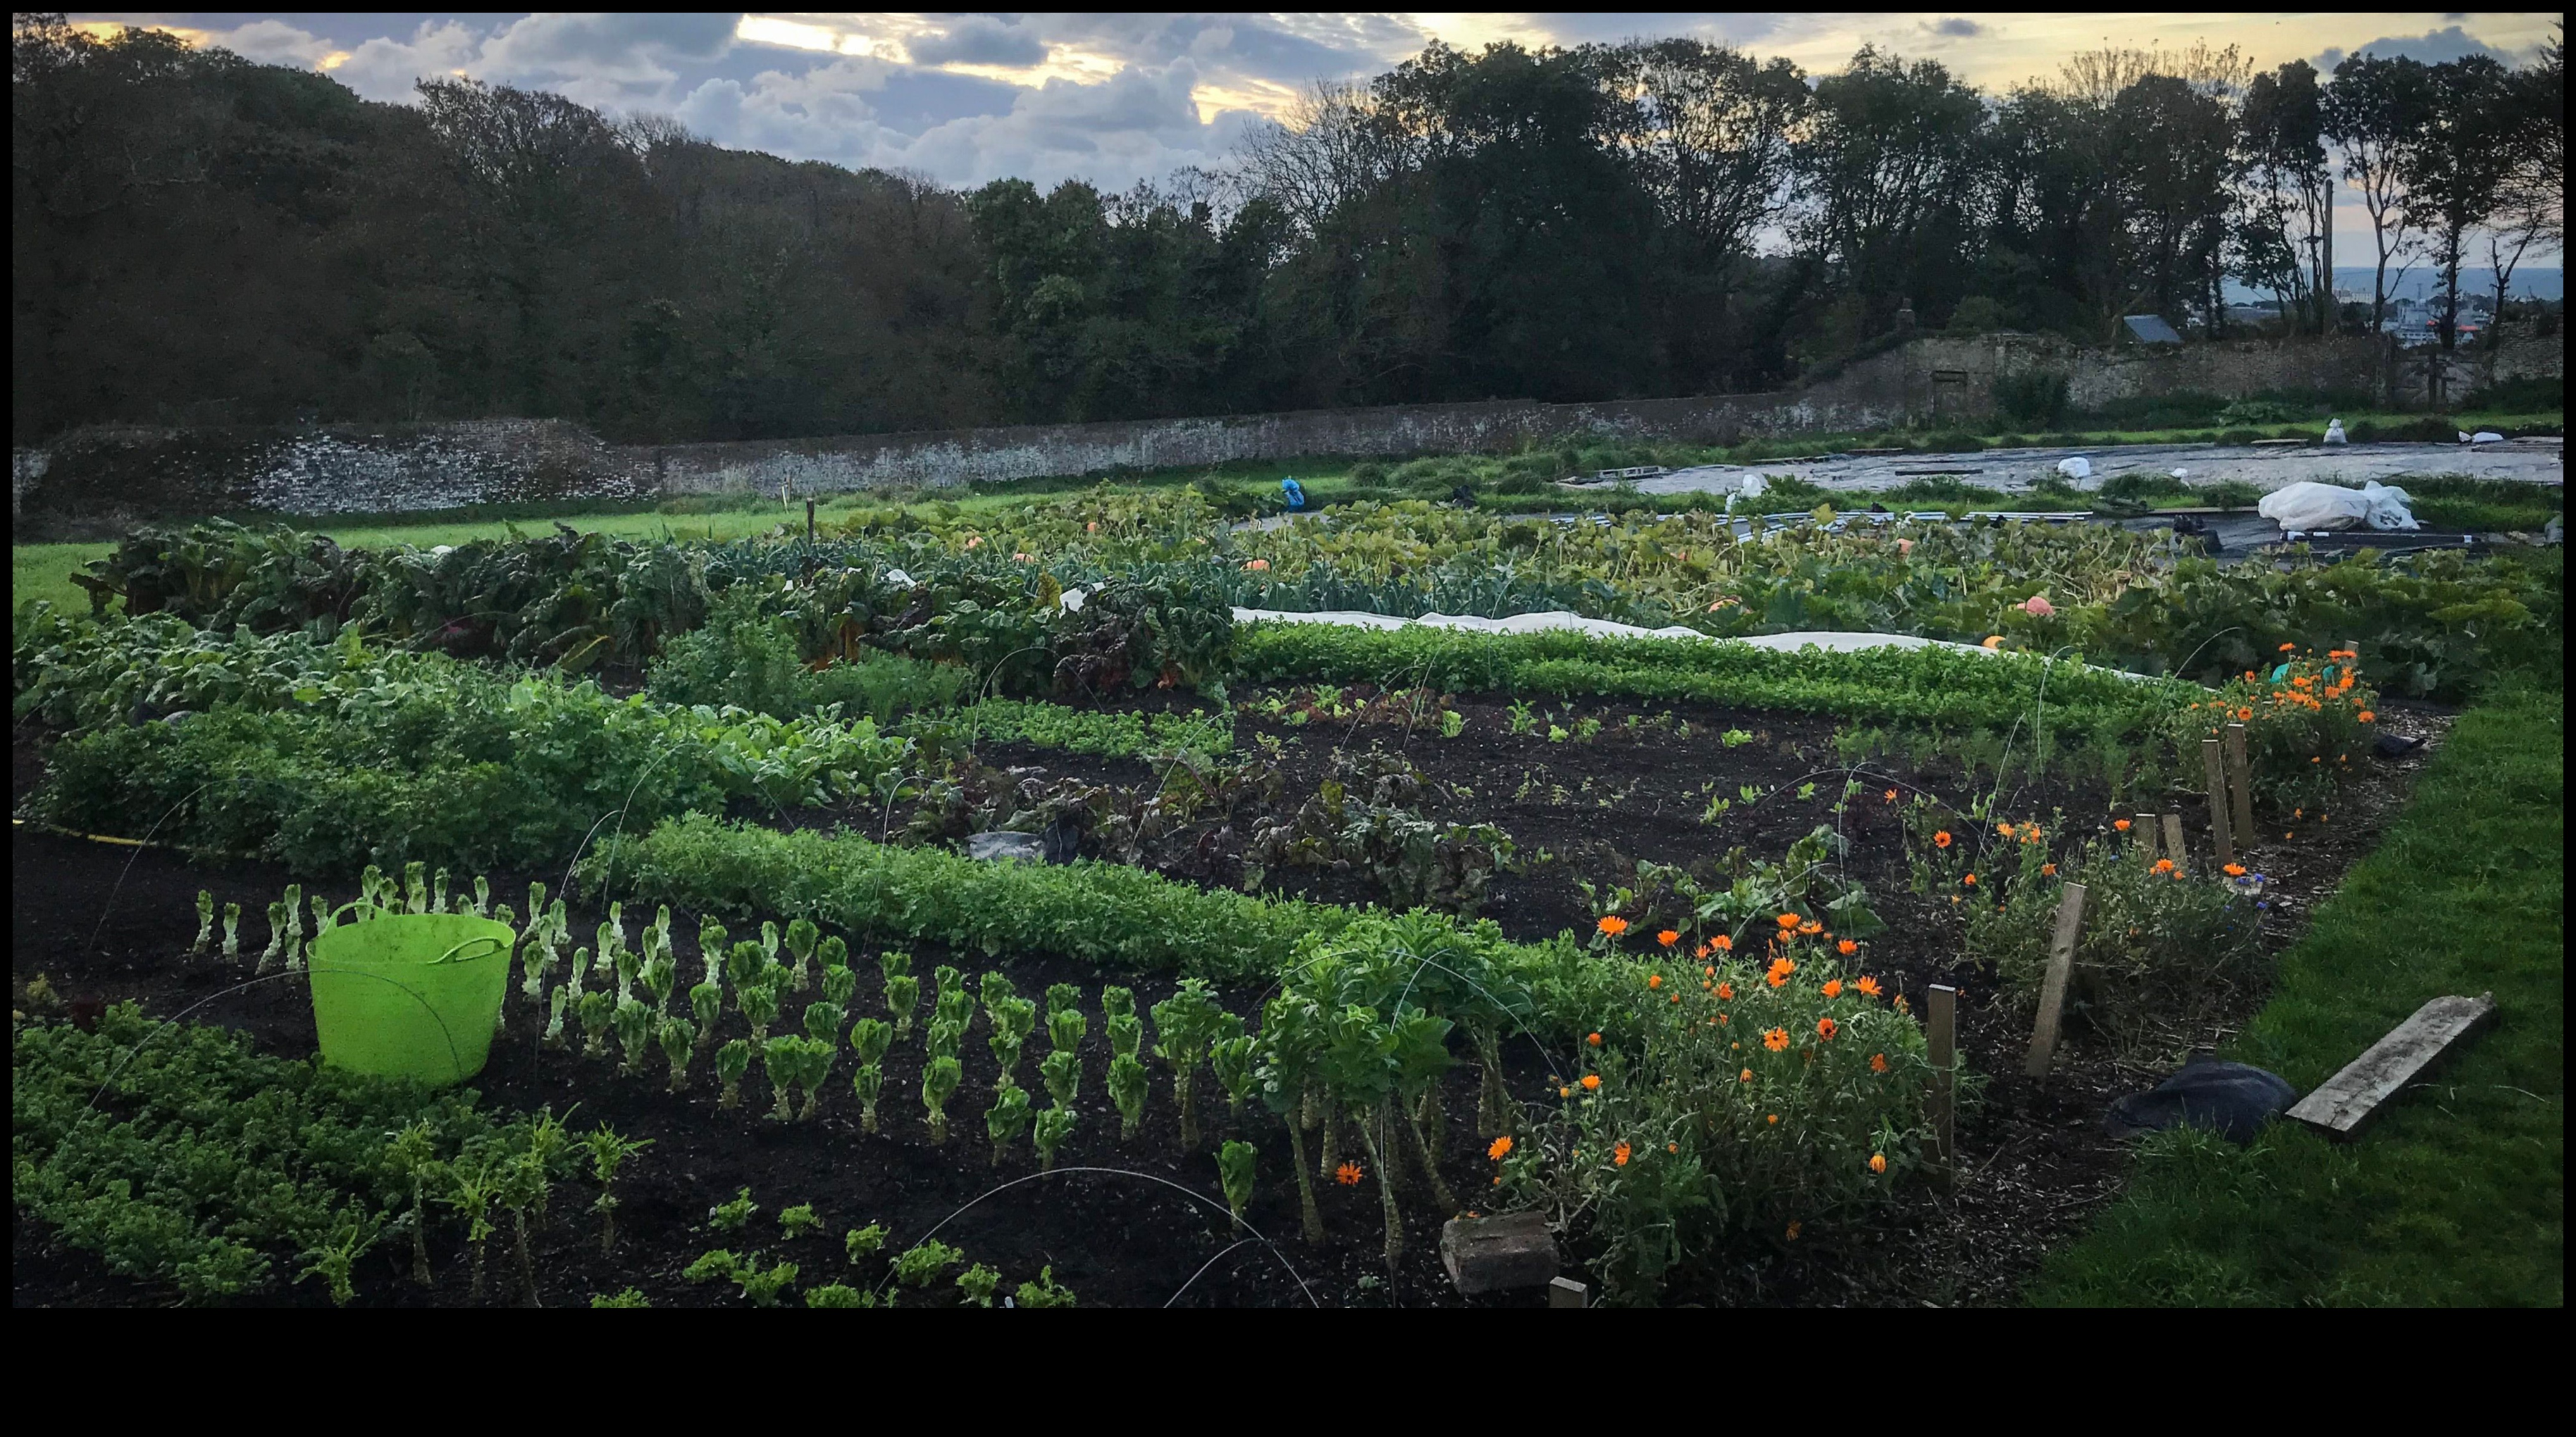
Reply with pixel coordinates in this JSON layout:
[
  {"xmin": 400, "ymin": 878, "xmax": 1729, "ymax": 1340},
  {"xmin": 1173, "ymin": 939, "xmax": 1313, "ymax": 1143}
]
[{"xmin": 1231, "ymin": 607, "xmax": 2000, "ymax": 655}]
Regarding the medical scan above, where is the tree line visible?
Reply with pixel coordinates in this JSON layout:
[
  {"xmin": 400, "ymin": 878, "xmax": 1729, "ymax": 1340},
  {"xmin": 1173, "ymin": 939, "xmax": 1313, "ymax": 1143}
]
[{"xmin": 11, "ymin": 13, "xmax": 2563, "ymax": 444}]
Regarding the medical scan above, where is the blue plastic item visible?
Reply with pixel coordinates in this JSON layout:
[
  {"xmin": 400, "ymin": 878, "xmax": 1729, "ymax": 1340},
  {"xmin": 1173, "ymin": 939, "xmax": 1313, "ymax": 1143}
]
[{"xmin": 1280, "ymin": 478, "xmax": 1306, "ymax": 511}]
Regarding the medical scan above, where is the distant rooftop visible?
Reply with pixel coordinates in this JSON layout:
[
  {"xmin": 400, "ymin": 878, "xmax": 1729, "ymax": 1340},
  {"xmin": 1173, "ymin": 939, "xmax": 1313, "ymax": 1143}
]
[{"xmin": 2122, "ymin": 314, "xmax": 2185, "ymax": 345}]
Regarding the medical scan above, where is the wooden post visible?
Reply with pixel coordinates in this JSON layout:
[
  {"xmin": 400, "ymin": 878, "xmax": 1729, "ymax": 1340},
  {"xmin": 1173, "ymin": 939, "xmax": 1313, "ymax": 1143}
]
[
  {"xmin": 2022, "ymin": 884, "xmax": 2088, "ymax": 1080},
  {"xmin": 2223, "ymin": 722, "xmax": 2256, "ymax": 843},
  {"xmin": 805, "ymin": 497, "xmax": 817, "ymax": 544},
  {"xmin": 1547, "ymin": 1276, "xmax": 1588, "ymax": 1309},
  {"xmin": 2134, "ymin": 813, "xmax": 2158, "ymax": 862},
  {"xmin": 2201, "ymin": 738, "xmax": 2235, "ymax": 866},
  {"xmin": 1926, "ymin": 984, "xmax": 1958, "ymax": 1182},
  {"xmin": 2160, "ymin": 812, "xmax": 2186, "ymax": 865}
]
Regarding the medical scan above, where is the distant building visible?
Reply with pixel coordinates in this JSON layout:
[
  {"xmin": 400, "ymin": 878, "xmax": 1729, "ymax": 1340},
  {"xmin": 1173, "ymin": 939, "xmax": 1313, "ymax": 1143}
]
[{"xmin": 2121, "ymin": 314, "xmax": 2185, "ymax": 345}]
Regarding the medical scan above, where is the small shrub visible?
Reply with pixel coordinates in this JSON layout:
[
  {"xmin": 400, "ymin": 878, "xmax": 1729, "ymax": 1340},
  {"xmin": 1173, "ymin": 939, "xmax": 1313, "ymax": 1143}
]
[{"xmin": 1994, "ymin": 370, "xmax": 2072, "ymax": 428}]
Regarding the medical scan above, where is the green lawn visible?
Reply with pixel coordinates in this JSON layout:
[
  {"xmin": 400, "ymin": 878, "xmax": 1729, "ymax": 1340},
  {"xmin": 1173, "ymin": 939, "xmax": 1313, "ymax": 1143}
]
[{"xmin": 2029, "ymin": 680, "xmax": 2565, "ymax": 1307}]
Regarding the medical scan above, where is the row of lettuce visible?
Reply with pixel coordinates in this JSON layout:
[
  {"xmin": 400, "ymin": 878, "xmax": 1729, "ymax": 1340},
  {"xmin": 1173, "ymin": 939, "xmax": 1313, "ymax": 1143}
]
[{"xmin": 72, "ymin": 488, "xmax": 2561, "ymax": 700}]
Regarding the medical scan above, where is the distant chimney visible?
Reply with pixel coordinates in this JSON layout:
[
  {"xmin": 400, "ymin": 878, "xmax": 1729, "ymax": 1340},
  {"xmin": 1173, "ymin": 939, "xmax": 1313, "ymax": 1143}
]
[{"xmin": 1895, "ymin": 297, "xmax": 1917, "ymax": 332}]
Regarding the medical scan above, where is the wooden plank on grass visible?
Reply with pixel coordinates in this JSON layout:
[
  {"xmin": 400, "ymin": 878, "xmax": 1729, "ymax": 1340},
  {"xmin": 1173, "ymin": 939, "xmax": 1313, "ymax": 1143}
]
[
  {"xmin": 2202, "ymin": 738, "xmax": 2236, "ymax": 866},
  {"xmin": 2286, "ymin": 993, "xmax": 2498, "ymax": 1141},
  {"xmin": 1926, "ymin": 984, "xmax": 1958, "ymax": 1180},
  {"xmin": 2022, "ymin": 884, "xmax": 2089, "ymax": 1080},
  {"xmin": 2134, "ymin": 814, "xmax": 2158, "ymax": 861},
  {"xmin": 2224, "ymin": 722, "xmax": 2256, "ymax": 843},
  {"xmin": 2160, "ymin": 812, "xmax": 2186, "ymax": 865}
]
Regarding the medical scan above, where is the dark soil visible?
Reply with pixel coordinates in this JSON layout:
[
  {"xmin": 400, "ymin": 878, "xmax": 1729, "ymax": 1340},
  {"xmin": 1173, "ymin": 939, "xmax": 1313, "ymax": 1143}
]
[{"xmin": 11, "ymin": 690, "xmax": 2448, "ymax": 1308}]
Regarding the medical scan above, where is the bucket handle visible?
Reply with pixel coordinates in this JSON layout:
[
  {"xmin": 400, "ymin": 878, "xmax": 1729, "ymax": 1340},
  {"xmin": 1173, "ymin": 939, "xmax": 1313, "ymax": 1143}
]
[{"xmin": 431, "ymin": 935, "xmax": 509, "ymax": 966}]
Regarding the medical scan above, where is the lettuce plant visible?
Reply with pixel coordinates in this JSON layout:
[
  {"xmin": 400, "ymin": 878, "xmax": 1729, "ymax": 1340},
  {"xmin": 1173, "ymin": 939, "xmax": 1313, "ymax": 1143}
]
[
  {"xmin": 932, "ymin": 964, "xmax": 972, "ymax": 1030},
  {"xmin": 641, "ymin": 955, "xmax": 678, "ymax": 1016},
  {"xmin": 1256, "ymin": 994, "xmax": 1328, "ymax": 1244},
  {"xmin": 922, "ymin": 1055, "xmax": 963, "ymax": 1143},
  {"xmin": 802, "ymin": 999, "xmax": 846, "ymax": 1047},
  {"xmin": 440, "ymin": 1156, "xmax": 502, "ymax": 1304},
  {"xmin": 310, "ymin": 888, "xmax": 333, "ymax": 944},
  {"xmin": 1109, "ymin": 1051, "xmax": 1149, "ymax": 1140},
  {"xmin": 884, "ymin": 969, "xmax": 920, "ymax": 1038},
  {"xmin": 689, "ymin": 981, "xmax": 722, "ymax": 1048},
  {"xmin": 1101, "ymin": 985, "xmax": 1136, "ymax": 1023},
  {"xmin": 543, "ymin": 987, "xmax": 571, "ymax": 1049},
  {"xmin": 192, "ymin": 889, "xmax": 215, "ymax": 954},
  {"xmin": 926, "ymin": 1016, "xmax": 963, "ymax": 1062},
  {"xmin": 845, "ymin": 1223, "xmax": 888, "ymax": 1263},
  {"xmin": 280, "ymin": 883, "xmax": 305, "ymax": 970},
  {"xmin": 979, "ymin": 971, "xmax": 1018, "ymax": 1013},
  {"xmin": 986, "ymin": 1082, "xmax": 1034, "ymax": 1166},
  {"xmin": 1014, "ymin": 1267, "xmax": 1077, "ymax": 1308},
  {"xmin": 1211, "ymin": 1033, "xmax": 1258, "ymax": 1117},
  {"xmin": 796, "ymin": 1036, "xmax": 834, "ymax": 1117},
  {"xmin": 762, "ymin": 1035, "xmax": 801, "ymax": 1121},
  {"xmin": 740, "ymin": 980, "xmax": 782, "ymax": 1045},
  {"xmin": 818, "ymin": 933, "xmax": 848, "ymax": 971},
  {"xmin": 779, "ymin": 1202, "xmax": 823, "ymax": 1239},
  {"xmin": 697, "ymin": 919, "xmax": 729, "ymax": 986},
  {"xmin": 523, "ymin": 881, "xmax": 547, "ymax": 938},
  {"xmin": 257, "ymin": 900, "xmax": 288, "ymax": 973},
  {"xmin": 404, "ymin": 861, "xmax": 429, "ymax": 914},
  {"xmin": 786, "ymin": 918, "xmax": 819, "ymax": 993},
  {"xmin": 851, "ymin": 1062, "xmax": 886, "ymax": 1133},
  {"xmin": 578, "ymin": 990, "xmax": 616, "ymax": 1060},
  {"xmin": 612, "ymin": 998, "xmax": 655, "ymax": 1076},
  {"xmin": 805, "ymin": 1283, "xmax": 867, "ymax": 1307},
  {"xmin": 957, "ymin": 1264, "xmax": 1000, "ymax": 1307},
  {"xmin": 1322, "ymin": 1003, "xmax": 1406, "ymax": 1265},
  {"xmin": 583, "ymin": 1124, "xmax": 652, "ymax": 1255},
  {"xmin": 849, "ymin": 1016, "xmax": 893, "ymax": 1066},
  {"xmin": 472, "ymin": 875, "xmax": 492, "ymax": 917},
  {"xmin": 1033, "ymin": 1105, "xmax": 1077, "ymax": 1171},
  {"xmin": 822, "ymin": 962, "xmax": 859, "ymax": 1009},
  {"xmin": 1047, "ymin": 1002, "xmax": 1087, "ymax": 1055},
  {"xmin": 760, "ymin": 919, "xmax": 782, "ymax": 968},
  {"xmin": 1106, "ymin": 1012, "xmax": 1143, "ymax": 1061},
  {"xmin": 221, "ymin": 900, "xmax": 241, "ymax": 960},
  {"xmin": 891, "ymin": 1239, "xmax": 962, "ymax": 1287},
  {"xmin": 1039, "ymin": 1049, "xmax": 1080, "ymax": 1107},
  {"xmin": 659, "ymin": 1017, "xmax": 697, "ymax": 1090},
  {"xmin": 724, "ymin": 939, "xmax": 769, "ymax": 996},
  {"xmin": 988, "ymin": 996, "xmax": 1037, "ymax": 1086},
  {"xmin": 432, "ymin": 868, "xmax": 451, "ymax": 914},
  {"xmin": 736, "ymin": 1260, "xmax": 798, "ymax": 1306},
  {"xmin": 1218, "ymin": 1140, "xmax": 1257, "ymax": 1221},
  {"xmin": 1150, "ymin": 980, "xmax": 1227, "ymax": 1151},
  {"xmin": 715, "ymin": 1039, "xmax": 752, "ymax": 1108}
]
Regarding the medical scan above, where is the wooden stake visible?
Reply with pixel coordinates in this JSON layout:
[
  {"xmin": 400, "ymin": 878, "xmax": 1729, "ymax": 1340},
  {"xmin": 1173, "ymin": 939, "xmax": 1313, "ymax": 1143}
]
[
  {"xmin": 1547, "ymin": 1276, "xmax": 1588, "ymax": 1309},
  {"xmin": 2022, "ymin": 884, "xmax": 2088, "ymax": 1080},
  {"xmin": 1926, "ymin": 984, "xmax": 1958, "ymax": 1182},
  {"xmin": 2223, "ymin": 722, "xmax": 2255, "ymax": 843},
  {"xmin": 2134, "ymin": 813, "xmax": 2158, "ymax": 861},
  {"xmin": 2201, "ymin": 738, "xmax": 2235, "ymax": 866},
  {"xmin": 2160, "ymin": 812, "xmax": 2186, "ymax": 865}
]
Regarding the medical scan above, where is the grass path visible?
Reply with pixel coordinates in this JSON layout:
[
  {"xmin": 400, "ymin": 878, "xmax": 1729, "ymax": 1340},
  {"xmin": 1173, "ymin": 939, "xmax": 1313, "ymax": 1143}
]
[{"xmin": 2028, "ymin": 681, "xmax": 2564, "ymax": 1305}]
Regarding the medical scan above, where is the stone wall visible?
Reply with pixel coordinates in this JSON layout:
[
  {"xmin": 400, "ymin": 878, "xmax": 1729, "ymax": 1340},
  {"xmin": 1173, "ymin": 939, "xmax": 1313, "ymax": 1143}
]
[{"xmin": 13, "ymin": 332, "xmax": 2554, "ymax": 525}]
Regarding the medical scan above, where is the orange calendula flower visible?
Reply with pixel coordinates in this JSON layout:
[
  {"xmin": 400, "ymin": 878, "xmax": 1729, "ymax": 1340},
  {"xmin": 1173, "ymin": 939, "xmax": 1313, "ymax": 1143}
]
[
  {"xmin": 2357, "ymin": 711, "xmax": 2374, "ymax": 723},
  {"xmin": 1798, "ymin": 919, "xmax": 1824, "ymax": 936},
  {"xmin": 1656, "ymin": 929, "xmax": 1680, "ymax": 948},
  {"xmin": 2114, "ymin": 818, "xmax": 2132, "ymax": 832},
  {"xmin": 1716, "ymin": 981, "xmax": 1736, "ymax": 1000},
  {"xmin": 1816, "ymin": 1017, "xmax": 1839, "ymax": 1040},
  {"xmin": 1870, "ymin": 1052, "xmax": 1890, "ymax": 1074},
  {"xmin": 2224, "ymin": 862, "xmax": 2247, "ymax": 877},
  {"xmin": 1776, "ymin": 912, "xmax": 1802, "ymax": 930},
  {"xmin": 1822, "ymin": 979, "xmax": 1844, "ymax": 998},
  {"xmin": 1712, "ymin": 935, "xmax": 1733, "ymax": 952},
  {"xmin": 1962, "ymin": 873, "xmax": 1978, "ymax": 886},
  {"xmin": 1647, "ymin": 974, "xmax": 1663, "ymax": 990},
  {"xmin": 1587, "ymin": 1031, "xmax": 1602, "ymax": 1047},
  {"xmin": 1668, "ymin": 1143, "xmax": 1678, "ymax": 1154},
  {"xmin": 1739, "ymin": 1068, "xmax": 1754, "ymax": 1083},
  {"xmin": 1597, "ymin": 915, "xmax": 1629, "ymax": 936},
  {"xmin": 1768, "ymin": 1114, "xmax": 1781, "ymax": 1126},
  {"xmin": 1997, "ymin": 822, "xmax": 2016, "ymax": 837},
  {"xmin": 1855, "ymin": 976, "xmax": 1881, "ymax": 997},
  {"xmin": 1837, "ymin": 939, "xmax": 1857, "ymax": 957},
  {"xmin": 1869, "ymin": 1153, "xmax": 1888, "ymax": 1174},
  {"xmin": 1487, "ymin": 1136, "xmax": 1514, "ymax": 1160},
  {"xmin": 2041, "ymin": 862, "xmax": 2057, "ymax": 876},
  {"xmin": 1933, "ymin": 830, "xmax": 1953, "ymax": 849},
  {"xmin": 1243, "ymin": 557, "xmax": 1270, "ymax": 571},
  {"xmin": 1559, "ymin": 1085, "xmax": 1573, "ymax": 1098},
  {"xmin": 1884, "ymin": 788, "xmax": 1898, "ymax": 802},
  {"xmin": 1762, "ymin": 1027, "xmax": 1791, "ymax": 1052},
  {"xmin": 2279, "ymin": 642, "xmax": 2296, "ymax": 652},
  {"xmin": 1581, "ymin": 1074, "xmax": 1602, "ymax": 1091},
  {"xmin": 2237, "ymin": 706, "xmax": 2255, "ymax": 721},
  {"xmin": 1335, "ymin": 1161, "xmax": 1364, "ymax": 1186},
  {"xmin": 1613, "ymin": 1141, "xmax": 1632, "ymax": 1167},
  {"xmin": 2153, "ymin": 858, "xmax": 2176, "ymax": 874}
]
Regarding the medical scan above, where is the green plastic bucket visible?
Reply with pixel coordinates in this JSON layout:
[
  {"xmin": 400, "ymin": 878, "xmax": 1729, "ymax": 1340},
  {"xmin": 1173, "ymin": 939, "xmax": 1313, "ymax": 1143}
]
[{"xmin": 307, "ymin": 911, "xmax": 514, "ymax": 1084}]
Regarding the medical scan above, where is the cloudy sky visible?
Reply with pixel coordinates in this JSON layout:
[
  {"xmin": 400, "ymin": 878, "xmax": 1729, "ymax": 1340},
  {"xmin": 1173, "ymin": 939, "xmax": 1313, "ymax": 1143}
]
[{"xmin": 70, "ymin": 11, "xmax": 2565, "ymax": 204}]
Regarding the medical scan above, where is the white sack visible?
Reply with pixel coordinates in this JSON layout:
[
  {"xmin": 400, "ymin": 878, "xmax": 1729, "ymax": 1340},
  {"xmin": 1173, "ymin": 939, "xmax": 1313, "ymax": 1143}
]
[
  {"xmin": 2259, "ymin": 481, "xmax": 2419, "ymax": 533},
  {"xmin": 2322, "ymin": 419, "xmax": 2348, "ymax": 445},
  {"xmin": 2055, "ymin": 456, "xmax": 2093, "ymax": 480}
]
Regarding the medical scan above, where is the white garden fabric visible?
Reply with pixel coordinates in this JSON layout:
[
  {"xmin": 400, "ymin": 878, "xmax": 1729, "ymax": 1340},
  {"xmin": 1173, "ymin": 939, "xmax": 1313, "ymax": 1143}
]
[{"xmin": 1229, "ymin": 606, "xmax": 1998, "ymax": 655}]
